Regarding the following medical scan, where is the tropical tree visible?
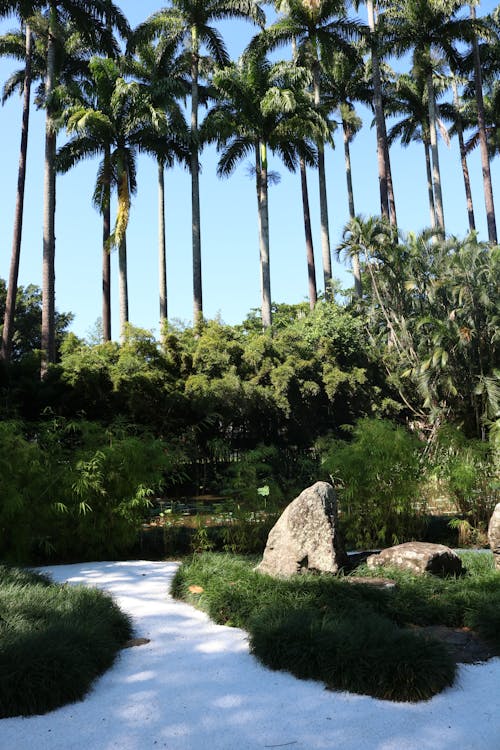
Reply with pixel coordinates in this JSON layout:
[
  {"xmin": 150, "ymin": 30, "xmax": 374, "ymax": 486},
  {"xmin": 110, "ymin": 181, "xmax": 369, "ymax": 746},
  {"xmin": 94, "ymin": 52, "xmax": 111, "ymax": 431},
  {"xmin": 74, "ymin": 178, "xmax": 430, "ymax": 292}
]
[
  {"xmin": 258, "ymin": 0, "xmax": 365, "ymax": 299},
  {"xmin": 439, "ymin": 73, "xmax": 476, "ymax": 231},
  {"xmin": 0, "ymin": 2, "xmax": 126, "ymax": 364},
  {"xmin": 321, "ymin": 47, "xmax": 369, "ymax": 296},
  {"xmin": 0, "ymin": 21, "xmax": 34, "ymax": 361},
  {"xmin": 386, "ymin": 71, "xmax": 438, "ymax": 229},
  {"xmin": 57, "ymin": 56, "xmax": 172, "ymax": 341},
  {"xmin": 360, "ymin": 0, "xmax": 397, "ymax": 225},
  {"xmin": 468, "ymin": 2, "xmax": 496, "ymax": 243},
  {"xmin": 207, "ymin": 51, "xmax": 328, "ymax": 327},
  {"xmin": 41, "ymin": 1, "xmax": 126, "ymax": 373},
  {"xmin": 387, "ymin": 0, "xmax": 476, "ymax": 234},
  {"xmin": 133, "ymin": 0, "xmax": 265, "ymax": 330},
  {"xmin": 124, "ymin": 39, "xmax": 190, "ymax": 331},
  {"xmin": 337, "ymin": 213, "xmax": 397, "ymax": 312}
]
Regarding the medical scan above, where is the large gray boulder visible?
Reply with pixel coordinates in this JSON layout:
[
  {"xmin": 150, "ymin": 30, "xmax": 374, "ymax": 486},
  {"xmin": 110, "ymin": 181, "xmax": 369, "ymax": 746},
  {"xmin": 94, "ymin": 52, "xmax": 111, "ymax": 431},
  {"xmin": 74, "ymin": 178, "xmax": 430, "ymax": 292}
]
[
  {"xmin": 488, "ymin": 503, "xmax": 500, "ymax": 571},
  {"xmin": 367, "ymin": 542, "xmax": 463, "ymax": 576},
  {"xmin": 255, "ymin": 481, "xmax": 347, "ymax": 578}
]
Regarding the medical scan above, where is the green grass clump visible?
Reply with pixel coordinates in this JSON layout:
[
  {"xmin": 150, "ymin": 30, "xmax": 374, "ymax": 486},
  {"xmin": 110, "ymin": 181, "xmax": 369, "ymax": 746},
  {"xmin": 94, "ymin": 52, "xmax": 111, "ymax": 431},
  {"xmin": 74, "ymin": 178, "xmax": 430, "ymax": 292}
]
[
  {"xmin": 172, "ymin": 551, "xmax": 500, "ymax": 703},
  {"xmin": 0, "ymin": 565, "xmax": 133, "ymax": 718}
]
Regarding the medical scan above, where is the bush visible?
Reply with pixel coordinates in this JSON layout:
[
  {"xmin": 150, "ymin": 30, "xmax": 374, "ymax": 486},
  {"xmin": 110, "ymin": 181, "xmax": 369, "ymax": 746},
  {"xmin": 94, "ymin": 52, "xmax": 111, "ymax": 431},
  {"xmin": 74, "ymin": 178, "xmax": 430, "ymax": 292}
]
[
  {"xmin": 0, "ymin": 418, "xmax": 187, "ymax": 564},
  {"xmin": 0, "ymin": 565, "xmax": 132, "ymax": 717},
  {"xmin": 317, "ymin": 418, "xmax": 427, "ymax": 548},
  {"xmin": 432, "ymin": 427, "xmax": 500, "ymax": 530},
  {"xmin": 172, "ymin": 552, "xmax": 500, "ymax": 702},
  {"xmin": 249, "ymin": 604, "xmax": 455, "ymax": 702}
]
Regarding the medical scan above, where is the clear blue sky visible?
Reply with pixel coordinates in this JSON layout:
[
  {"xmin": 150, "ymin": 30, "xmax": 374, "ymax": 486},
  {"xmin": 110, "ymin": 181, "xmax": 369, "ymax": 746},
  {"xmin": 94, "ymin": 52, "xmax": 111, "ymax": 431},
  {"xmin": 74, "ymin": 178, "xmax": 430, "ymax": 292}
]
[{"xmin": 0, "ymin": 0, "xmax": 498, "ymax": 340}]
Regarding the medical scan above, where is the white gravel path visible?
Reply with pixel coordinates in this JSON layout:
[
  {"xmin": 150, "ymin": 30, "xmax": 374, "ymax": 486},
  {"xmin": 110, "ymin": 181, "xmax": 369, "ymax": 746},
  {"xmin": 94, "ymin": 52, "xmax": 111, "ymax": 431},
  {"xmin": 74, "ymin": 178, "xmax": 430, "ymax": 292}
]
[{"xmin": 1, "ymin": 560, "xmax": 499, "ymax": 750}]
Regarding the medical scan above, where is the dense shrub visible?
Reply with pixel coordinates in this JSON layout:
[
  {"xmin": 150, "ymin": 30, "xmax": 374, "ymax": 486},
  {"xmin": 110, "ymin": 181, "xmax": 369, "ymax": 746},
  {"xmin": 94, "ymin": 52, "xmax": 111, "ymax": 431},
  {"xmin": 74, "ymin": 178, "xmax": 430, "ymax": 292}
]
[
  {"xmin": 170, "ymin": 553, "xmax": 500, "ymax": 701},
  {"xmin": 318, "ymin": 418, "xmax": 427, "ymax": 548},
  {"xmin": 432, "ymin": 426, "xmax": 500, "ymax": 529},
  {"xmin": 0, "ymin": 418, "xmax": 187, "ymax": 563},
  {"xmin": 0, "ymin": 565, "xmax": 132, "ymax": 717}
]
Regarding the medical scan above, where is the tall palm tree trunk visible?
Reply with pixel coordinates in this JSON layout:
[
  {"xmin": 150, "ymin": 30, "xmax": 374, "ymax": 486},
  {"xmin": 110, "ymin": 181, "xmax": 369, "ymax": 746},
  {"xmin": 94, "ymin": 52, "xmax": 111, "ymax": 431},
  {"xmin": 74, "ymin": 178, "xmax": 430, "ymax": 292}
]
[
  {"xmin": 366, "ymin": 0, "xmax": 389, "ymax": 221},
  {"xmin": 158, "ymin": 159, "xmax": 167, "ymax": 328},
  {"xmin": 470, "ymin": 4, "xmax": 497, "ymax": 243},
  {"xmin": 1, "ymin": 24, "xmax": 32, "ymax": 362},
  {"xmin": 102, "ymin": 146, "xmax": 111, "ymax": 341},
  {"xmin": 427, "ymin": 72, "xmax": 445, "ymax": 232},
  {"xmin": 191, "ymin": 26, "xmax": 202, "ymax": 329},
  {"xmin": 299, "ymin": 157, "xmax": 317, "ymax": 309},
  {"xmin": 256, "ymin": 142, "xmax": 271, "ymax": 328},
  {"xmin": 342, "ymin": 118, "xmax": 362, "ymax": 297},
  {"xmin": 424, "ymin": 139, "xmax": 436, "ymax": 228},
  {"xmin": 383, "ymin": 129, "xmax": 397, "ymax": 226},
  {"xmin": 41, "ymin": 4, "xmax": 57, "ymax": 377},
  {"xmin": 313, "ymin": 65, "xmax": 332, "ymax": 299},
  {"xmin": 452, "ymin": 79, "xmax": 475, "ymax": 232},
  {"xmin": 118, "ymin": 234, "xmax": 128, "ymax": 341},
  {"xmin": 292, "ymin": 35, "xmax": 317, "ymax": 308}
]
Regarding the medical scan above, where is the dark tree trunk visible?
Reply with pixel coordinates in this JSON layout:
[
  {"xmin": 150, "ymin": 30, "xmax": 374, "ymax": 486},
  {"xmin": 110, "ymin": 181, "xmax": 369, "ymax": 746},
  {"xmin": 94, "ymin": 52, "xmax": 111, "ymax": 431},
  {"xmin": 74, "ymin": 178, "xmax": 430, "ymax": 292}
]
[{"xmin": 1, "ymin": 25, "xmax": 32, "ymax": 362}]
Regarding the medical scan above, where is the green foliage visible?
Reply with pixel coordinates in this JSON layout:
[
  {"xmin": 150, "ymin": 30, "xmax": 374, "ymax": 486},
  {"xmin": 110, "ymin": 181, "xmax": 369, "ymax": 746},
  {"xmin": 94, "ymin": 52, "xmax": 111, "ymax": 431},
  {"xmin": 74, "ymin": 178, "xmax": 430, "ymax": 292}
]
[
  {"xmin": 352, "ymin": 229, "xmax": 500, "ymax": 438},
  {"xmin": 0, "ymin": 421, "xmax": 49, "ymax": 561},
  {"xmin": 0, "ymin": 281, "xmax": 73, "ymax": 362},
  {"xmin": 318, "ymin": 418, "xmax": 427, "ymax": 548},
  {"xmin": 0, "ymin": 565, "xmax": 132, "ymax": 717},
  {"xmin": 354, "ymin": 551, "xmax": 500, "ymax": 648},
  {"xmin": 249, "ymin": 604, "xmax": 455, "ymax": 702},
  {"xmin": 0, "ymin": 417, "xmax": 187, "ymax": 563},
  {"xmin": 171, "ymin": 551, "xmax": 500, "ymax": 702},
  {"xmin": 432, "ymin": 426, "xmax": 500, "ymax": 528}
]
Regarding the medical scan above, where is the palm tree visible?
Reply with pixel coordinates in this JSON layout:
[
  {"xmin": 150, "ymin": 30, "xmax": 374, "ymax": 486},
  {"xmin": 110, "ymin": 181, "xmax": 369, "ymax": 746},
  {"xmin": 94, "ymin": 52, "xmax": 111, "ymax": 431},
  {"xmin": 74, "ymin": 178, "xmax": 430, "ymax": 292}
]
[
  {"xmin": 361, "ymin": 0, "xmax": 397, "ymax": 225},
  {"xmin": 125, "ymin": 40, "xmax": 190, "ymax": 330},
  {"xmin": 0, "ymin": 2, "xmax": 126, "ymax": 365},
  {"xmin": 207, "ymin": 51, "xmax": 327, "ymax": 327},
  {"xmin": 387, "ymin": 0, "xmax": 477, "ymax": 235},
  {"xmin": 386, "ymin": 71, "xmax": 438, "ymax": 228},
  {"xmin": 133, "ymin": 0, "xmax": 265, "ymax": 330},
  {"xmin": 58, "ymin": 57, "xmax": 170, "ymax": 340},
  {"xmin": 439, "ymin": 74, "xmax": 476, "ymax": 231},
  {"xmin": 468, "ymin": 2, "xmax": 496, "ymax": 243},
  {"xmin": 258, "ymin": 0, "xmax": 365, "ymax": 299},
  {"xmin": 320, "ymin": 47, "xmax": 369, "ymax": 296},
  {"xmin": 39, "ymin": 0, "xmax": 126, "ymax": 374},
  {"xmin": 0, "ymin": 21, "xmax": 33, "ymax": 361},
  {"xmin": 337, "ymin": 214, "xmax": 397, "ymax": 310}
]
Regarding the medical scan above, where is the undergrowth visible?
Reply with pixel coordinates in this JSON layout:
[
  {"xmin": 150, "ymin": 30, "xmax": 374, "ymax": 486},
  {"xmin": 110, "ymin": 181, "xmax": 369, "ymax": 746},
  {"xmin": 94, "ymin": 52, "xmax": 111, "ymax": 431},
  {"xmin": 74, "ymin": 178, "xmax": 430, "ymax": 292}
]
[
  {"xmin": 0, "ymin": 565, "xmax": 133, "ymax": 718},
  {"xmin": 172, "ymin": 551, "xmax": 500, "ymax": 702}
]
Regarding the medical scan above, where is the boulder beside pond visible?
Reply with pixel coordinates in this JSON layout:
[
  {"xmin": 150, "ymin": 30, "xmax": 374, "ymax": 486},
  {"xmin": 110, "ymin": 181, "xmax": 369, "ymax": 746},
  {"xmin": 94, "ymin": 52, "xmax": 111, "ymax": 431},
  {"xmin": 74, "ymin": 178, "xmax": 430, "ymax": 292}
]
[
  {"xmin": 367, "ymin": 542, "xmax": 463, "ymax": 576},
  {"xmin": 255, "ymin": 481, "xmax": 347, "ymax": 578},
  {"xmin": 488, "ymin": 503, "xmax": 500, "ymax": 571}
]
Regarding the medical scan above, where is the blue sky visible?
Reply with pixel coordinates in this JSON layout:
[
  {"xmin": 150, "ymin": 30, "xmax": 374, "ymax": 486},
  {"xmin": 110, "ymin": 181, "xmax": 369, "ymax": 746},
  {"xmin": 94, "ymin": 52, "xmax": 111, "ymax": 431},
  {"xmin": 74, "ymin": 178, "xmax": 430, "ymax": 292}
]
[{"xmin": 0, "ymin": 0, "xmax": 498, "ymax": 340}]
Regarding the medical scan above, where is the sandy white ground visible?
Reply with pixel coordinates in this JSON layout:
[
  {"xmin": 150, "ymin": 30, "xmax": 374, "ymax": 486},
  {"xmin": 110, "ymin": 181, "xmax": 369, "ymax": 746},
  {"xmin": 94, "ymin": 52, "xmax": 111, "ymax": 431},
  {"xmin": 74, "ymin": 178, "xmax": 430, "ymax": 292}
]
[{"xmin": 1, "ymin": 560, "xmax": 499, "ymax": 750}]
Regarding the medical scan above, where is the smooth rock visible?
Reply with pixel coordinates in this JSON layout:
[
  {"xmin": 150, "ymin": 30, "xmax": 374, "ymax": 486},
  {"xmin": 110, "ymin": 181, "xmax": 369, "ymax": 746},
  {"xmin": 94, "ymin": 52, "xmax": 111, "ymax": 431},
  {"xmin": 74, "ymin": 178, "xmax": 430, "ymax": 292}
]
[
  {"xmin": 255, "ymin": 481, "xmax": 347, "ymax": 578},
  {"xmin": 366, "ymin": 542, "xmax": 463, "ymax": 576}
]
